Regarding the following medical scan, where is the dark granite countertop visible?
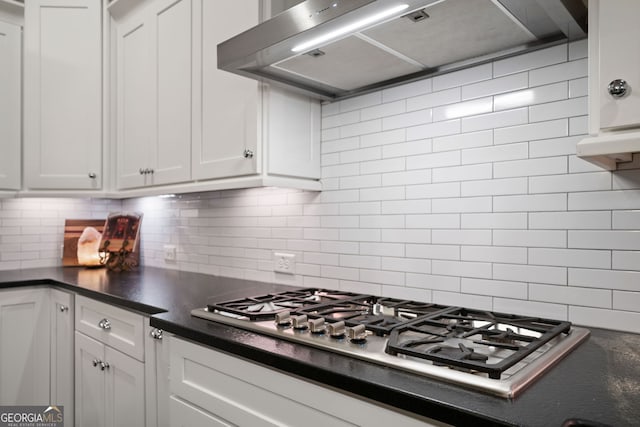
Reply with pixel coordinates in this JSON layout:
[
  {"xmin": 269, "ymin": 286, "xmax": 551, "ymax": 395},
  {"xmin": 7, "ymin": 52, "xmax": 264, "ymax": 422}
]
[{"xmin": 0, "ymin": 266, "xmax": 637, "ymax": 427}]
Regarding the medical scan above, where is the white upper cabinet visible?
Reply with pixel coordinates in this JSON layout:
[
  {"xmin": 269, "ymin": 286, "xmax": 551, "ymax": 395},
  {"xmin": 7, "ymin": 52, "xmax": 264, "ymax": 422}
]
[
  {"xmin": 114, "ymin": 0, "xmax": 192, "ymax": 190},
  {"xmin": 23, "ymin": 0, "xmax": 102, "ymax": 190},
  {"xmin": 110, "ymin": 0, "xmax": 321, "ymax": 196},
  {"xmin": 192, "ymin": 0, "xmax": 259, "ymax": 181},
  {"xmin": 0, "ymin": 18, "xmax": 21, "ymax": 190},
  {"xmin": 577, "ymin": 0, "xmax": 640, "ymax": 169}
]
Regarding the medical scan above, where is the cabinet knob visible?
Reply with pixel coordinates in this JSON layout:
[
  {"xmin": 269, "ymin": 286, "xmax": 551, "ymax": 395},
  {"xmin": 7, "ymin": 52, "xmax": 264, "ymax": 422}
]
[
  {"xmin": 139, "ymin": 168, "xmax": 145, "ymax": 175},
  {"xmin": 88, "ymin": 172, "xmax": 97, "ymax": 179},
  {"xmin": 59, "ymin": 305, "xmax": 68, "ymax": 312},
  {"xmin": 100, "ymin": 361, "xmax": 110, "ymax": 371},
  {"xmin": 150, "ymin": 328, "xmax": 163, "ymax": 340},
  {"xmin": 608, "ymin": 79, "xmax": 629, "ymax": 98},
  {"xmin": 92, "ymin": 359, "xmax": 100, "ymax": 367},
  {"xmin": 148, "ymin": 168, "xmax": 154, "ymax": 174},
  {"xmin": 98, "ymin": 318, "xmax": 111, "ymax": 330},
  {"xmin": 243, "ymin": 149, "xmax": 254, "ymax": 159}
]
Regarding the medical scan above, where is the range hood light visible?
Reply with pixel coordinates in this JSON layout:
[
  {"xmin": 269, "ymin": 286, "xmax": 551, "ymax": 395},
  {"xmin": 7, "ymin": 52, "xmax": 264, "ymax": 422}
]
[{"xmin": 291, "ymin": 3, "xmax": 410, "ymax": 53}]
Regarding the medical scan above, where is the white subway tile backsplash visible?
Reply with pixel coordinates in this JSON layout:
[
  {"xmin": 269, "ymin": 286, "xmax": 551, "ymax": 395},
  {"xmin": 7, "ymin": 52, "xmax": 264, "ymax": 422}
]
[
  {"xmin": 432, "ymin": 163, "xmax": 492, "ymax": 183},
  {"xmin": 382, "ymin": 139, "xmax": 432, "ymax": 159},
  {"xmin": 432, "ymin": 130, "xmax": 493, "ymax": 152},
  {"xmin": 613, "ymin": 291, "xmax": 640, "ymax": 312},
  {"xmin": 461, "ymin": 213, "xmax": 527, "ymax": 229},
  {"xmin": 461, "ymin": 245, "xmax": 527, "ymax": 264},
  {"xmin": 461, "ymin": 108, "xmax": 528, "ymax": 133},
  {"xmin": 493, "ymin": 194, "xmax": 567, "ymax": 212},
  {"xmin": 529, "ymin": 97, "xmax": 588, "ymax": 123},
  {"xmin": 407, "ymin": 119, "xmax": 461, "ymax": 141},
  {"xmin": 461, "ymin": 177, "xmax": 527, "ymax": 196},
  {"xmin": 612, "ymin": 251, "xmax": 640, "ymax": 270},
  {"xmin": 406, "ymin": 88, "xmax": 460, "ymax": 112},
  {"xmin": 433, "ymin": 63, "xmax": 493, "ymax": 91},
  {"xmin": 570, "ymin": 307, "xmax": 640, "ymax": 333},
  {"xmin": 383, "ymin": 78, "xmax": 432, "ymax": 103},
  {"xmin": 406, "ymin": 273, "xmax": 460, "ymax": 292},
  {"xmin": 461, "ymin": 72, "xmax": 528, "ymax": 100},
  {"xmin": 494, "ymin": 82, "xmax": 567, "ymax": 111},
  {"xmin": 433, "ymin": 291, "xmax": 493, "ymax": 311},
  {"xmin": 433, "ymin": 97, "xmax": 493, "ymax": 122},
  {"xmin": 529, "ymin": 135, "xmax": 583, "ymax": 158},
  {"xmin": 432, "ymin": 260, "xmax": 492, "ymax": 279},
  {"xmin": 569, "ymin": 230, "xmax": 640, "ymax": 250},
  {"xmin": 461, "ymin": 278, "xmax": 527, "ymax": 299},
  {"xmin": 529, "ymin": 211, "xmax": 611, "ymax": 230},
  {"xmin": 494, "ymin": 230, "xmax": 566, "ymax": 248},
  {"xmin": 461, "ymin": 143, "xmax": 528, "ymax": 165},
  {"xmin": 3, "ymin": 42, "xmax": 638, "ymax": 334},
  {"xmin": 493, "ymin": 263, "xmax": 567, "ymax": 285},
  {"xmin": 529, "ymin": 248, "xmax": 611, "ymax": 269},
  {"xmin": 432, "ymin": 197, "xmax": 492, "ymax": 213},
  {"xmin": 494, "ymin": 119, "xmax": 568, "ymax": 145},
  {"xmin": 360, "ymin": 129, "xmax": 405, "ymax": 148},
  {"xmin": 406, "ymin": 151, "xmax": 460, "ymax": 170},
  {"xmin": 529, "ymin": 172, "xmax": 611, "ymax": 194},
  {"xmin": 494, "ymin": 298, "xmax": 568, "ymax": 321},
  {"xmin": 361, "ymin": 100, "xmax": 406, "ymax": 121},
  {"xmin": 406, "ymin": 214, "xmax": 459, "ymax": 229},
  {"xmin": 493, "ymin": 44, "xmax": 566, "ymax": 77},
  {"xmin": 530, "ymin": 284, "xmax": 611, "ymax": 309},
  {"xmin": 382, "ymin": 109, "xmax": 432, "ymax": 130},
  {"xmin": 528, "ymin": 58, "xmax": 588, "ymax": 87},
  {"xmin": 569, "ymin": 268, "xmax": 640, "ymax": 291}
]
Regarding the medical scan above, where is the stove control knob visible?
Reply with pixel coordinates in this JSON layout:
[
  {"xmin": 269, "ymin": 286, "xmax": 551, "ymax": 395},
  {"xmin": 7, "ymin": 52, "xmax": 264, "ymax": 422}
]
[
  {"xmin": 275, "ymin": 311, "xmax": 292, "ymax": 326},
  {"xmin": 308, "ymin": 318, "xmax": 326, "ymax": 334},
  {"xmin": 347, "ymin": 324, "xmax": 368, "ymax": 342},
  {"xmin": 291, "ymin": 314, "xmax": 309, "ymax": 330},
  {"xmin": 327, "ymin": 321, "xmax": 346, "ymax": 338}
]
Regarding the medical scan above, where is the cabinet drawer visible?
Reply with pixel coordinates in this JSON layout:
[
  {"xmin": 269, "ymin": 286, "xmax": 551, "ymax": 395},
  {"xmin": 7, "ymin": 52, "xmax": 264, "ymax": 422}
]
[{"xmin": 75, "ymin": 295, "xmax": 145, "ymax": 361}]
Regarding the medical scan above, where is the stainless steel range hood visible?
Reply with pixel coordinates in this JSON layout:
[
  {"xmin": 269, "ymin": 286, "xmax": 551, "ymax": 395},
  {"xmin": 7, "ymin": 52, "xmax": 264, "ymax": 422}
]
[{"xmin": 218, "ymin": 0, "xmax": 587, "ymax": 101}]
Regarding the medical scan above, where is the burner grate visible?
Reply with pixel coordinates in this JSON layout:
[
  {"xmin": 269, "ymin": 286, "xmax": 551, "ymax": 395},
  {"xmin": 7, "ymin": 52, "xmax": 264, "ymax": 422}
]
[{"xmin": 386, "ymin": 307, "xmax": 572, "ymax": 379}]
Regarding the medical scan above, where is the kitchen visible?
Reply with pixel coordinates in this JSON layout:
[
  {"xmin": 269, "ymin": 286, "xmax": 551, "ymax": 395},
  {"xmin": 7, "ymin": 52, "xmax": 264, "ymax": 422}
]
[{"xmin": 0, "ymin": 0, "xmax": 639, "ymax": 426}]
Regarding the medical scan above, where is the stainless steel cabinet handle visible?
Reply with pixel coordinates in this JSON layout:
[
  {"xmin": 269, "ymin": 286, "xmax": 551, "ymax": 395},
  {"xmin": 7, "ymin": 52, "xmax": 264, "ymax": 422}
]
[
  {"xmin": 608, "ymin": 79, "xmax": 628, "ymax": 98},
  {"xmin": 88, "ymin": 172, "xmax": 97, "ymax": 179},
  {"xmin": 150, "ymin": 328, "xmax": 163, "ymax": 340},
  {"xmin": 243, "ymin": 149, "xmax": 254, "ymax": 159},
  {"xmin": 59, "ymin": 305, "xmax": 68, "ymax": 312},
  {"xmin": 98, "ymin": 318, "xmax": 111, "ymax": 330}
]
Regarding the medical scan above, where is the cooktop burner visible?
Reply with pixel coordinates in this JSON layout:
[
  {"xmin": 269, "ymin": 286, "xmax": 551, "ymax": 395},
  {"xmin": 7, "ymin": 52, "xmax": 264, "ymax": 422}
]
[{"xmin": 192, "ymin": 287, "xmax": 590, "ymax": 398}]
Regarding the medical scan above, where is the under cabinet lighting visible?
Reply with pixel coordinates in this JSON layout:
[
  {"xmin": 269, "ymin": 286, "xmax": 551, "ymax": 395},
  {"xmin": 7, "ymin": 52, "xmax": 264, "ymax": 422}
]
[{"xmin": 291, "ymin": 3, "xmax": 409, "ymax": 53}]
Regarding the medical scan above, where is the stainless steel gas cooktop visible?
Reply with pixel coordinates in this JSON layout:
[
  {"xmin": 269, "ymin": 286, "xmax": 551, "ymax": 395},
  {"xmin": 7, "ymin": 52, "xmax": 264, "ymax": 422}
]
[{"xmin": 191, "ymin": 288, "xmax": 589, "ymax": 398}]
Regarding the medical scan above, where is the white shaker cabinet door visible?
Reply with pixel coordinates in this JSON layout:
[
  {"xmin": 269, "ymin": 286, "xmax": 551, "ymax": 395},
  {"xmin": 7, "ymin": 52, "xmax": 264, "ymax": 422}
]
[
  {"xmin": 0, "ymin": 19, "xmax": 21, "ymax": 190},
  {"xmin": 104, "ymin": 345, "xmax": 146, "ymax": 427},
  {"xmin": 597, "ymin": 0, "xmax": 640, "ymax": 130},
  {"xmin": 116, "ymin": 9, "xmax": 154, "ymax": 190},
  {"xmin": 23, "ymin": 0, "xmax": 102, "ymax": 190},
  {"xmin": 0, "ymin": 288, "xmax": 50, "ymax": 405},
  {"xmin": 75, "ymin": 332, "xmax": 106, "ymax": 427},
  {"xmin": 50, "ymin": 289, "xmax": 74, "ymax": 427},
  {"xmin": 192, "ymin": 0, "xmax": 259, "ymax": 181}
]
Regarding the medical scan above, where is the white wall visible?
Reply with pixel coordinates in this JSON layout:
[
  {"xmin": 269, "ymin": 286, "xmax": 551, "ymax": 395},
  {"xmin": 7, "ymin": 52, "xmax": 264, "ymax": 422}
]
[{"xmin": 2, "ymin": 40, "xmax": 640, "ymax": 333}]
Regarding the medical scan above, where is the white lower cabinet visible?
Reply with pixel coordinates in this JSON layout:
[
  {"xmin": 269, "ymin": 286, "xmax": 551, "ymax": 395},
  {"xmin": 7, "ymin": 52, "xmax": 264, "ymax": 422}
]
[
  {"xmin": 50, "ymin": 289, "xmax": 74, "ymax": 426},
  {"xmin": 0, "ymin": 288, "xmax": 51, "ymax": 405},
  {"xmin": 145, "ymin": 325, "xmax": 170, "ymax": 427},
  {"xmin": 75, "ymin": 331, "xmax": 145, "ymax": 427},
  {"xmin": 169, "ymin": 337, "xmax": 450, "ymax": 427}
]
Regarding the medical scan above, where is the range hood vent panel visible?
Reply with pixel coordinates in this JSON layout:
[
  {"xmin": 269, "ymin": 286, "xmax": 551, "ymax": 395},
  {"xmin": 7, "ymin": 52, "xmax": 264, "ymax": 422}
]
[
  {"xmin": 218, "ymin": 0, "xmax": 587, "ymax": 101},
  {"xmin": 363, "ymin": 0, "xmax": 538, "ymax": 68}
]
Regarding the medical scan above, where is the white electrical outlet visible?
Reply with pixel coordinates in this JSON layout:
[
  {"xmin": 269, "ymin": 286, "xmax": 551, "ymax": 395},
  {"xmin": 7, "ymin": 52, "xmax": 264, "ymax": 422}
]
[
  {"xmin": 274, "ymin": 252, "xmax": 296, "ymax": 274},
  {"xmin": 164, "ymin": 245, "xmax": 177, "ymax": 262}
]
